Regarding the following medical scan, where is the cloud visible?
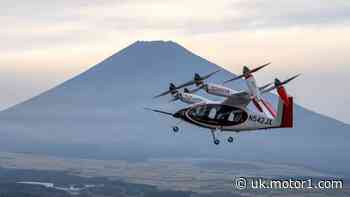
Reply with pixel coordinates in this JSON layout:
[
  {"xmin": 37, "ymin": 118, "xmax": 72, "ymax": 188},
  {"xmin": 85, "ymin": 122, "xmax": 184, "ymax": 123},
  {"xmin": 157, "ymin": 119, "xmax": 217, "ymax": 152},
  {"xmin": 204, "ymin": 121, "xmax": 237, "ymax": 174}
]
[
  {"xmin": 230, "ymin": 0, "xmax": 350, "ymax": 28},
  {"xmin": 2, "ymin": 0, "xmax": 350, "ymax": 56},
  {"xmin": 68, "ymin": 0, "xmax": 350, "ymax": 33},
  {"xmin": 3, "ymin": 0, "xmax": 350, "ymax": 36},
  {"xmin": 2, "ymin": 0, "xmax": 349, "ymax": 51}
]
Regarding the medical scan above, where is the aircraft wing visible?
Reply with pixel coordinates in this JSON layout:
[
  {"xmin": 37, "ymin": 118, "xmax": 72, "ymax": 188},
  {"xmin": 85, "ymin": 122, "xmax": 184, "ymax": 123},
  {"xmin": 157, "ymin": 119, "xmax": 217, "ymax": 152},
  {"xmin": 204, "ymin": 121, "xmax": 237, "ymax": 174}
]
[{"xmin": 222, "ymin": 91, "xmax": 251, "ymax": 107}]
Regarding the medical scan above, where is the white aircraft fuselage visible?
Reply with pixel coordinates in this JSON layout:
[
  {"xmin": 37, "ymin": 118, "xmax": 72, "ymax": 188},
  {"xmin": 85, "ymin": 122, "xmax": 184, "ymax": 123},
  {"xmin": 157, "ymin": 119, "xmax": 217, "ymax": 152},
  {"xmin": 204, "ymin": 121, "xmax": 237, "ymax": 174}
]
[{"xmin": 174, "ymin": 94, "xmax": 292, "ymax": 132}]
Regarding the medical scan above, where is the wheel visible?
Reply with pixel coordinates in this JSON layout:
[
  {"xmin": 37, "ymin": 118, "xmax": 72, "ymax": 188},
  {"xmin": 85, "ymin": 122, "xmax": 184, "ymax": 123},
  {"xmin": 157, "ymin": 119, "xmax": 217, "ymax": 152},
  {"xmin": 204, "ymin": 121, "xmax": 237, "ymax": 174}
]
[
  {"xmin": 172, "ymin": 126, "xmax": 179, "ymax": 133},
  {"xmin": 214, "ymin": 139, "xmax": 220, "ymax": 145},
  {"xmin": 228, "ymin": 136, "xmax": 234, "ymax": 143}
]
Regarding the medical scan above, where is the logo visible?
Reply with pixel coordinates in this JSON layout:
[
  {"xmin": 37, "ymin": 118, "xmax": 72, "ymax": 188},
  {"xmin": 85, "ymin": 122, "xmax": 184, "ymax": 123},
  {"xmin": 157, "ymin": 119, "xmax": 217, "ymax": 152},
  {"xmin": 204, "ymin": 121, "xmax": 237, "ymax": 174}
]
[{"xmin": 233, "ymin": 177, "xmax": 247, "ymax": 190}]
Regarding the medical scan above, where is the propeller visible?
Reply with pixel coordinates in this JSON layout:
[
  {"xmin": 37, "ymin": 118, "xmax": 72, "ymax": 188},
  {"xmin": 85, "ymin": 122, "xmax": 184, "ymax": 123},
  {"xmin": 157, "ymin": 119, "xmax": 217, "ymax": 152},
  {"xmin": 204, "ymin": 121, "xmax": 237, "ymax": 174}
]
[
  {"xmin": 183, "ymin": 88, "xmax": 190, "ymax": 93},
  {"xmin": 153, "ymin": 69, "xmax": 221, "ymax": 98},
  {"xmin": 262, "ymin": 74, "xmax": 301, "ymax": 94},
  {"xmin": 177, "ymin": 69, "xmax": 221, "ymax": 88},
  {"xmin": 168, "ymin": 86, "xmax": 204, "ymax": 103},
  {"xmin": 153, "ymin": 83, "xmax": 178, "ymax": 98},
  {"xmin": 223, "ymin": 62, "xmax": 270, "ymax": 84}
]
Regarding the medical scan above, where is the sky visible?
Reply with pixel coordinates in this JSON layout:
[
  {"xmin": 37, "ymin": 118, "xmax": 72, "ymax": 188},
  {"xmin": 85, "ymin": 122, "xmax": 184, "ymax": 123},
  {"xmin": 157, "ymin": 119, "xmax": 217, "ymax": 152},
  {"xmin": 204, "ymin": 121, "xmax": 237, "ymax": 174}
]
[{"xmin": 1, "ymin": 0, "xmax": 350, "ymax": 123}]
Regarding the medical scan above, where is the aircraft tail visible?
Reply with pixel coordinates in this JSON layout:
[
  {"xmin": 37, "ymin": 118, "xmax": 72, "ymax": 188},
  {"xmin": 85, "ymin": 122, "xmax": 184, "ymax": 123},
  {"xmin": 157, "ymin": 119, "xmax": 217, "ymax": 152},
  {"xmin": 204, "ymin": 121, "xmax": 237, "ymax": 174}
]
[{"xmin": 273, "ymin": 86, "xmax": 293, "ymax": 128}]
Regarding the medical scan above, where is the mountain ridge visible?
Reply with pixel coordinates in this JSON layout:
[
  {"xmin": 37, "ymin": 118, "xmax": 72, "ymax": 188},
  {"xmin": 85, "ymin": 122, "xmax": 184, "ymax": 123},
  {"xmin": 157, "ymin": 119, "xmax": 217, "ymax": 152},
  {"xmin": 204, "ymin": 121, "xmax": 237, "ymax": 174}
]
[
  {"xmin": 0, "ymin": 40, "xmax": 349, "ymax": 177},
  {"xmin": 7, "ymin": 40, "xmax": 347, "ymax": 126}
]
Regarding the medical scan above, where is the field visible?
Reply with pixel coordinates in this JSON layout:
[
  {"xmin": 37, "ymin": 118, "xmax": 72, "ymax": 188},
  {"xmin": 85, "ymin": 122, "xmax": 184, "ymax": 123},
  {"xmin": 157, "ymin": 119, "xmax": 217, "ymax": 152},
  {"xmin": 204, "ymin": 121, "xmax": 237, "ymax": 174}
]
[{"xmin": 0, "ymin": 152, "xmax": 349, "ymax": 196}]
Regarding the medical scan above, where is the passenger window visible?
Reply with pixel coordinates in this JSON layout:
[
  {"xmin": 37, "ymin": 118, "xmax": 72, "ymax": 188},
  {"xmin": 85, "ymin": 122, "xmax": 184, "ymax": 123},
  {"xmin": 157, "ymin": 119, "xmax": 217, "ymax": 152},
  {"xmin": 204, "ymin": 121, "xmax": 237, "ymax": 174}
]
[
  {"xmin": 217, "ymin": 111, "xmax": 230, "ymax": 121},
  {"xmin": 208, "ymin": 108, "xmax": 217, "ymax": 119},
  {"xmin": 228, "ymin": 112, "xmax": 235, "ymax": 122},
  {"xmin": 234, "ymin": 112, "xmax": 242, "ymax": 122}
]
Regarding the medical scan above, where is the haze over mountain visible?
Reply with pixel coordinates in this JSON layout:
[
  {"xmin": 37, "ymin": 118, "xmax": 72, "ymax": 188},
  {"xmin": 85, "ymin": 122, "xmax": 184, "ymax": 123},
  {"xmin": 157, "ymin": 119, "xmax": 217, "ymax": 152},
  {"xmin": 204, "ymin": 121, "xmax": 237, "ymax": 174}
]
[{"xmin": 0, "ymin": 41, "xmax": 349, "ymax": 176}]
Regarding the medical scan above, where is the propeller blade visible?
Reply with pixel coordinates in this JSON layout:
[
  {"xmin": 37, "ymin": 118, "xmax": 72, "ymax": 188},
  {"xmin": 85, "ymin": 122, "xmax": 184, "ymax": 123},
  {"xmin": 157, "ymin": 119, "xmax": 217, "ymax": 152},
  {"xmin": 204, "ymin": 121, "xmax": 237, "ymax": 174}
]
[
  {"xmin": 144, "ymin": 107, "xmax": 174, "ymax": 116},
  {"xmin": 249, "ymin": 62, "xmax": 271, "ymax": 74},
  {"xmin": 223, "ymin": 62, "xmax": 270, "ymax": 84},
  {"xmin": 278, "ymin": 74, "xmax": 301, "ymax": 86},
  {"xmin": 153, "ymin": 90, "xmax": 172, "ymax": 98},
  {"xmin": 259, "ymin": 82, "xmax": 272, "ymax": 91},
  {"xmin": 168, "ymin": 69, "xmax": 221, "ymax": 91},
  {"xmin": 262, "ymin": 74, "xmax": 301, "ymax": 94},
  {"xmin": 154, "ymin": 70, "xmax": 221, "ymax": 98},
  {"xmin": 202, "ymin": 69, "xmax": 221, "ymax": 80},
  {"xmin": 176, "ymin": 80, "xmax": 196, "ymax": 89},
  {"xmin": 223, "ymin": 74, "xmax": 244, "ymax": 84},
  {"xmin": 153, "ymin": 83, "xmax": 178, "ymax": 98}
]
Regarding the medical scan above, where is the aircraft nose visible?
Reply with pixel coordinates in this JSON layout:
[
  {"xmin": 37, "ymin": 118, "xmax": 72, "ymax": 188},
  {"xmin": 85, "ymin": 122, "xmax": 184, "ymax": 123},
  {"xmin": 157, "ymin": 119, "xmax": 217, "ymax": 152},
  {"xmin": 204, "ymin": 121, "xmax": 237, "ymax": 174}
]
[{"xmin": 173, "ymin": 110, "xmax": 185, "ymax": 118}]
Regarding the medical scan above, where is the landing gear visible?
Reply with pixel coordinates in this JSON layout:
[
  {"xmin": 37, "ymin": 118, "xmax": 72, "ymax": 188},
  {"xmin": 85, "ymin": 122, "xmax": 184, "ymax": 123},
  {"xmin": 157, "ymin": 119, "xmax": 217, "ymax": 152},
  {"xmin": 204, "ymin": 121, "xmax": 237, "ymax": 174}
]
[
  {"xmin": 211, "ymin": 129, "xmax": 220, "ymax": 145},
  {"xmin": 214, "ymin": 139, "xmax": 220, "ymax": 145},
  {"xmin": 172, "ymin": 126, "xmax": 179, "ymax": 133},
  {"xmin": 227, "ymin": 136, "xmax": 234, "ymax": 143},
  {"xmin": 171, "ymin": 120, "xmax": 183, "ymax": 133}
]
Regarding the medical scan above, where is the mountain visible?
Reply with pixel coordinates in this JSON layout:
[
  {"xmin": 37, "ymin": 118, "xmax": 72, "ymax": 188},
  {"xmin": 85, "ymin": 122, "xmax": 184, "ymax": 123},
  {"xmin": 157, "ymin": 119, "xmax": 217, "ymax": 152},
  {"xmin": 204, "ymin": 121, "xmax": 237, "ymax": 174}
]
[{"xmin": 0, "ymin": 41, "xmax": 349, "ymax": 176}]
